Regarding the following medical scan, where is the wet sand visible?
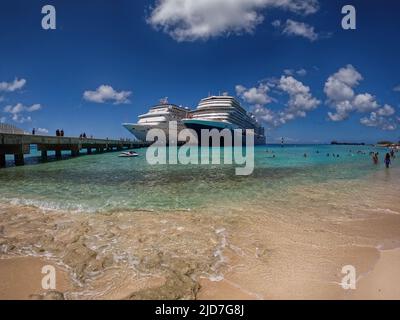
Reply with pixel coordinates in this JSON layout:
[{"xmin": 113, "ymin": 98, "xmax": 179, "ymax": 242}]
[
  {"xmin": 0, "ymin": 257, "xmax": 71, "ymax": 300},
  {"xmin": 1, "ymin": 201, "xmax": 400, "ymax": 300}
]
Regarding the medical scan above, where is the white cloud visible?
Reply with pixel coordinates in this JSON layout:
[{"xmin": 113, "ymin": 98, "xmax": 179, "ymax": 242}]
[
  {"xmin": 277, "ymin": 75, "xmax": 320, "ymax": 122},
  {"xmin": 324, "ymin": 64, "xmax": 361, "ymax": 102},
  {"xmin": 352, "ymin": 93, "xmax": 379, "ymax": 112},
  {"xmin": 4, "ymin": 103, "xmax": 42, "ymax": 114},
  {"xmin": 296, "ymin": 68, "xmax": 307, "ymax": 76},
  {"xmin": 147, "ymin": 0, "xmax": 319, "ymax": 41},
  {"xmin": 83, "ymin": 85, "xmax": 132, "ymax": 105},
  {"xmin": 271, "ymin": 20, "xmax": 281, "ymax": 28},
  {"xmin": 394, "ymin": 84, "xmax": 400, "ymax": 92},
  {"xmin": 3, "ymin": 103, "xmax": 41, "ymax": 124},
  {"xmin": 281, "ymin": 19, "xmax": 318, "ymax": 41},
  {"xmin": 324, "ymin": 65, "xmax": 382, "ymax": 121},
  {"xmin": 0, "ymin": 78, "xmax": 26, "ymax": 92},
  {"xmin": 0, "ymin": 116, "xmax": 6, "ymax": 123},
  {"xmin": 283, "ymin": 68, "xmax": 307, "ymax": 76},
  {"xmin": 37, "ymin": 128, "xmax": 49, "ymax": 134},
  {"xmin": 324, "ymin": 65, "xmax": 398, "ymax": 130},
  {"xmin": 360, "ymin": 112, "xmax": 397, "ymax": 131},
  {"xmin": 236, "ymin": 74, "xmax": 319, "ymax": 127},
  {"xmin": 11, "ymin": 114, "xmax": 32, "ymax": 124},
  {"xmin": 235, "ymin": 83, "xmax": 272, "ymax": 106},
  {"xmin": 377, "ymin": 104, "xmax": 395, "ymax": 116}
]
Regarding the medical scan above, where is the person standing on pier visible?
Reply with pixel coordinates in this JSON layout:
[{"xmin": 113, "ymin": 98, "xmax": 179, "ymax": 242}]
[
  {"xmin": 61, "ymin": 129, "xmax": 64, "ymax": 137},
  {"xmin": 56, "ymin": 129, "xmax": 60, "ymax": 136},
  {"xmin": 32, "ymin": 128, "xmax": 35, "ymax": 135}
]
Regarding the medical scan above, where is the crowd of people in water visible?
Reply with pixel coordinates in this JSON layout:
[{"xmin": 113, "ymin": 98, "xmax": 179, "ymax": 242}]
[
  {"xmin": 265, "ymin": 147, "xmax": 398, "ymax": 169},
  {"xmin": 369, "ymin": 149, "xmax": 396, "ymax": 168}
]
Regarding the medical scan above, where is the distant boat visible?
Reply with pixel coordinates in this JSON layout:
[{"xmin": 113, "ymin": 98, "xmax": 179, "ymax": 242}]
[{"xmin": 118, "ymin": 151, "xmax": 139, "ymax": 158}]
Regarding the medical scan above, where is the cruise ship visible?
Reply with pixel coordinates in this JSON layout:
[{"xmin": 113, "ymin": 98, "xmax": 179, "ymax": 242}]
[
  {"xmin": 123, "ymin": 99, "xmax": 189, "ymax": 143},
  {"xmin": 182, "ymin": 95, "xmax": 266, "ymax": 145}
]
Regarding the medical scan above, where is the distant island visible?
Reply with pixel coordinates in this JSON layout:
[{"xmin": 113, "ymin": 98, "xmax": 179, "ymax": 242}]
[
  {"xmin": 331, "ymin": 141, "xmax": 365, "ymax": 146},
  {"xmin": 376, "ymin": 141, "xmax": 400, "ymax": 147}
]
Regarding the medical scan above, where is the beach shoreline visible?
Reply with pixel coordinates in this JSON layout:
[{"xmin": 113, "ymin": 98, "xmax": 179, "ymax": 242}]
[
  {"xmin": 1, "ymin": 149, "xmax": 399, "ymax": 300},
  {"xmin": 1, "ymin": 197, "xmax": 400, "ymax": 300}
]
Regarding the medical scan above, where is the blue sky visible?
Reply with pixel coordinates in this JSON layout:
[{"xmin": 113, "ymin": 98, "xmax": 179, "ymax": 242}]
[{"xmin": 0, "ymin": 0, "xmax": 399, "ymax": 143}]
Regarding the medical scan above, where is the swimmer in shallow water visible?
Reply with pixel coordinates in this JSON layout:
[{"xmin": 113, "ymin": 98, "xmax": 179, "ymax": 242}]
[
  {"xmin": 372, "ymin": 153, "xmax": 379, "ymax": 165},
  {"xmin": 384, "ymin": 153, "xmax": 391, "ymax": 168}
]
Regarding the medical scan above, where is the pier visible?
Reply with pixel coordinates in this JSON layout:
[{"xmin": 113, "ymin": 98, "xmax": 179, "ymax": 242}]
[{"xmin": 0, "ymin": 133, "xmax": 148, "ymax": 168}]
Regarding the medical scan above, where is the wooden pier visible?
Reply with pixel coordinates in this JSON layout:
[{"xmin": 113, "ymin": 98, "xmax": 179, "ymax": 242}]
[{"xmin": 0, "ymin": 133, "xmax": 148, "ymax": 168}]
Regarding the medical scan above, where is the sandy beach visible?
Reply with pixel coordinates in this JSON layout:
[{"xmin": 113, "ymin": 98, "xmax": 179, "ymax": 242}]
[{"xmin": 1, "ymin": 190, "xmax": 400, "ymax": 300}]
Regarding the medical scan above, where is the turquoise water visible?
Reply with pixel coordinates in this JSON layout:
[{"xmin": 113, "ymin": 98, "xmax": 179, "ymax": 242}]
[{"xmin": 0, "ymin": 145, "xmax": 397, "ymax": 212}]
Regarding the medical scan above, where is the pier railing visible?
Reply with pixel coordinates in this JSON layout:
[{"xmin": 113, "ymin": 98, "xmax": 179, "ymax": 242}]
[{"xmin": 0, "ymin": 133, "xmax": 149, "ymax": 168}]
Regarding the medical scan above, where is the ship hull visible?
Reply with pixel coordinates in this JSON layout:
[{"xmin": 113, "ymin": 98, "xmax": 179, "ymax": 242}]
[
  {"xmin": 123, "ymin": 123, "xmax": 188, "ymax": 145},
  {"xmin": 182, "ymin": 119, "xmax": 265, "ymax": 146}
]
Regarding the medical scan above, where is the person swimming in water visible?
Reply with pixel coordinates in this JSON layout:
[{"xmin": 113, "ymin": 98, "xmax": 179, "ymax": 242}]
[
  {"xmin": 384, "ymin": 153, "xmax": 391, "ymax": 168},
  {"xmin": 372, "ymin": 153, "xmax": 379, "ymax": 165}
]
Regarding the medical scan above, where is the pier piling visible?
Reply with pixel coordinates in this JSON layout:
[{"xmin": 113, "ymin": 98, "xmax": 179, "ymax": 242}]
[
  {"xmin": 55, "ymin": 150, "xmax": 62, "ymax": 160},
  {"xmin": 14, "ymin": 154, "xmax": 24, "ymax": 166},
  {"xmin": 41, "ymin": 150, "xmax": 48, "ymax": 161},
  {"xmin": 0, "ymin": 154, "xmax": 5, "ymax": 168},
  {"xmin": 0, "ymin": 132, "xmax": 147, "ymax": 168}
]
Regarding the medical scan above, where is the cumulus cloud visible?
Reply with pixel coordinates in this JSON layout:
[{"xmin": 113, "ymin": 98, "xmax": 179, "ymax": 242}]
[
  {"xmin": 324, "ymin": 65, "xmax": 379, "ymax": 121},
  {"xmin": 278, "ymin": 75, "xmax": 320, "ymax": 117},
  {"xmin": 235, "ymin": 83, "xmax": 272, "ymax": 106},
  {"xmin": 147, "ymin": 0, "xmax": 319, "ymax": 41},
  {"xmin": 4, "ymin": 103, "xmax": 41, "ymax": 114},
  {"xmin": 281, "ymin": 19, "xmax": 319, "ymax": 41},
  {"xmin": 3, "ymin": 103, "xmax": 41, "ymax": 124},
  {"xmin": 394, "ymin": 84, "xmax": 400, "ymax": 92},
  {"xmin": 37, "ymin": 128, "xmax": 49, "ymax": 134},
  {"xmin": 0, "ymin": 78, "xmax": 26, "ymax": 92},
  {"xmin": 0, "ymin": 116, "xmax": 6, "ymax": 123},
  {"xmin": 377, "ymin": 104, "xmax": 395, "ymax": 116},
  {"xmin": 11, "ymin": 114, "xmax": 32, "ymax": 124},
  {"xmin": 236, "ymin": 75, "xmax": 320, "ymax": 127},
  {"xmin": 324, "ymin": 65, "xmax": 398, "ymax": 130},
  {"xmin": 360, "ymin": 111, "xmax": 397, "ymax": 131},
  {"xmin": 83, "ymin": 85, "xmax": 132, "ymax": 105}
]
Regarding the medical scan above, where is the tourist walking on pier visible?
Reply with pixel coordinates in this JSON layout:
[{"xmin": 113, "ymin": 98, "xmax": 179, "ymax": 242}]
[{"xmin": 32, "ymin": 128, "xmax": 35, "ymax": 135}]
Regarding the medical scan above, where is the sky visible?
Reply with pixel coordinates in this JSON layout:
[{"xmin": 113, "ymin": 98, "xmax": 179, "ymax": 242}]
[{"xmin": 0, "ymin": 0, "xmax": 399, "ymax": 144}]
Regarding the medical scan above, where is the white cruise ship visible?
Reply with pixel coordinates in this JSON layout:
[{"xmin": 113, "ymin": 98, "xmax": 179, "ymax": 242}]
[
  {"xmin": 182, "ymin": 95, "xmax": 266, "ymax": 145},
  {"xmin": 123, "ymin": 99, "xmax": 189, "ymax": 143}
]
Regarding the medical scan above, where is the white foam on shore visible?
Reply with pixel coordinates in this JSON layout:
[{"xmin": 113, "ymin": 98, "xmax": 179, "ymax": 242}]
[
  {"xmin": 370, "ymin": 207, "xmax": 400, "ymax": 215},
  {"xmin": 206, "ymin": 227, "xmax": 228, "ymax": 282}
]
